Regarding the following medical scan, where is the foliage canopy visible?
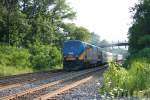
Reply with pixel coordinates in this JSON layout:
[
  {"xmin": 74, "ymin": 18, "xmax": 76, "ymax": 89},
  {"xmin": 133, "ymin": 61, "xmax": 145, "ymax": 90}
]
[{"xmin": 129, "ymin": 0, "xmax": 150, "ymax": 53}]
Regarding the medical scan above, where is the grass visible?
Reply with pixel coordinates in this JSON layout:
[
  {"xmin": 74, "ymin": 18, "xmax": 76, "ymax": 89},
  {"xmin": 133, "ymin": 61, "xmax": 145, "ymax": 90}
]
[
  {"xmin": 0, "ymin": 65, "xmax": 34, "ymax": 76},
  {"xmin": 100, "ymin": 58, "xmax": 150, "ymax": 98},
  {"xmin": 0, "ymin": 45, "xmax": 63, "ymax": 77},
  {"xmin": 0, "ymin": 64, "xmax": 63, "ymax": 77}
]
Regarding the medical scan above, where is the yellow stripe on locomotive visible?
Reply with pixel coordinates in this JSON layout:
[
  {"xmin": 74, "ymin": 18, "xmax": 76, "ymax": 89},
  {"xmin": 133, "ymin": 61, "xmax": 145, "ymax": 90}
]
[
  {"xmin": 79, "ymin": 51, "xmax": 85, "ymax": 60},
  {"xmin": 79, "ymin": 47, "xmax": 92, "ymax": 60},
  {"xmin": 66, "ymin": 57, "xmax": 76, "ymax": 61}
]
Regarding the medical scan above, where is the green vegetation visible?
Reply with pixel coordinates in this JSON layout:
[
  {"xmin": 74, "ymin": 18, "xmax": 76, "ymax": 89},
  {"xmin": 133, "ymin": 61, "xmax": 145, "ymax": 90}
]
[
  {"xmin": 0, "ymin": 45, "xmax": 31, "ymax": 67},
  {"xmin": 101, "ymin": 57, "xmax": 150, "ymax": 98},
  {"xmin": 101, "ymin": 0, "xmax": 150, "ymax": 98},
  {"xmin": 0, "ymin": 45, "xmax": 33, "ymax": 75},
  {"xmin": 0, "ymin": 44, "xmax": 63, "ymax": 76},
  {"xmin": 0, "ymin": 65, "xmax": 34, "ymax": 76},
  {"xmin": 128, "ymin": 0, "xmax": 150, "ymax": 54},
  {"xmin": 62, "ymin": 23, "xmax": 92, "ymax": 41},
  {"xmin": 0, "ymin": 0, "xmax": 94, "ymax": 76},
  {"xmin": 29, "ymin": 43, "xmax": 62, "ymax": 69}
]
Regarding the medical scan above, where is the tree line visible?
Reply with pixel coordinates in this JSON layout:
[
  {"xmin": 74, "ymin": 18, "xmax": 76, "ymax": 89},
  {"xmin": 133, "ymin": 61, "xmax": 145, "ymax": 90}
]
[
  {"xmin": 0, "ymin": 0, "xmax": 93, "ymax": 47},
  {"xmin": 101, "ymin": 0, "xmax": 150, "ymax": 98},
  {"xmin": 129, "ymin": 0, "xmax": 150, "ymax": 54},
  {"xmin": 0, "ymin": 0, "xmax": 99, "ymax": 75}
]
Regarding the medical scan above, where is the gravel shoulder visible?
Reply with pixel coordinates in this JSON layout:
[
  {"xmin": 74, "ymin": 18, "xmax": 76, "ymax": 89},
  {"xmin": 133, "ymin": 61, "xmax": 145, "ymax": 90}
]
[
  {"xmin": 0, "ymin": 67, "xmax": 105, "ymax": 99},
  {"xmin": 56, "ymin": 69, "xmax": 106, "ymax": 100}
]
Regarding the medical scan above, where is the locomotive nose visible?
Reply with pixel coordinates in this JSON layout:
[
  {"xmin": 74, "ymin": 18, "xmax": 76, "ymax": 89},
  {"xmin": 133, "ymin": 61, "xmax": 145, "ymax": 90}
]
[
  {"xmin": 68, "ymin": 52, "xmax": 73, "ymax": 55},
  {"xmin": 66, "ymin": 54, "xmax": 79, "ymax": 58}
]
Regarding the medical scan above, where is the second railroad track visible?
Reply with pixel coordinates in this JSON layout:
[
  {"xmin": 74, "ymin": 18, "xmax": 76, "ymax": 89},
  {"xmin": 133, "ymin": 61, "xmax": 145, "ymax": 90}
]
[{"xmin": 0, "ymin": 65, "xmax": 107, "ymax": 100}]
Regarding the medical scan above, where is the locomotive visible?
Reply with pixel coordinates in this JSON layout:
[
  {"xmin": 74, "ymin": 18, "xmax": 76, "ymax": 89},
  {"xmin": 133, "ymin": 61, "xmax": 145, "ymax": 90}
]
[{"xmin": 63, "ymin": 40, "xmax": 116, "ymax": 71}]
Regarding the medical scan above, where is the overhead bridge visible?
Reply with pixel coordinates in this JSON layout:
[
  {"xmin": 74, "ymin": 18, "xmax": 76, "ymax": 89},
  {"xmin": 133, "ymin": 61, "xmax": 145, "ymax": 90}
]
[{"xmin": 100, "ymin": 41, "xmax": 129, "ymax": 48}]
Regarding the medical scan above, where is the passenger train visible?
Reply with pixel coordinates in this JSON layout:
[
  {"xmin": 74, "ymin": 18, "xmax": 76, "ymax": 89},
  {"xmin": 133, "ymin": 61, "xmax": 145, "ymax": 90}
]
[{"xmin": 63, "ymin": 40, "xmax": 122, "ymax": 71}]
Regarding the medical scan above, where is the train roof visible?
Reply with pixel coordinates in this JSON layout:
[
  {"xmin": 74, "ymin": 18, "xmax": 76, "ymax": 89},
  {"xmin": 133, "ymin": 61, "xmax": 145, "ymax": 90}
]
[
  {"xmin": 64, "ymin": 40, "xmax": 102, "ymax": 49},
  {"xmin": 64, "ymin": 40, "xmax": 81, "ymax": 43}
]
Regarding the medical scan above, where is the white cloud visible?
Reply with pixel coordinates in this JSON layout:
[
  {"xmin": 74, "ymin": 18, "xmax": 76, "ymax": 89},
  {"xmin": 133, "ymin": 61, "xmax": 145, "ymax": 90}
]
[{"xmin": 67, "ymin": 0, "xmax": 137, "ymax": 42}]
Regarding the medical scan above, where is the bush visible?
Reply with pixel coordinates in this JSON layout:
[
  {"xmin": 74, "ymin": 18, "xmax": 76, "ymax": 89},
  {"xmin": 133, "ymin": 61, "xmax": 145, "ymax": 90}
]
[
  {"xmin": 100, "ymin": 62, "xmax": 129, "ymax": 97},
  {"xmin": 0, "ymin": 44, "xmax": 63, "ymax": 76},
  {"xmin": 100, "ymin": 58, "xmax": 150, "ymax": 98},
  {"xmin": 138, "ymin": 48, "xmax": 150, "ymax": 59},
  {"xmin": 29, "ymin": 44, "xmax": 62, "ymax": 69},
  {"xmin": 124, "ymin": 48, "xmax": 150, "ymax": 68},
  {"xmin": 0, "ymin": 45, "xmax": 31, "ymax": 67},
  {"xmin": 127, "ymin": 58, "xmax": 150, "ymax": 95}
]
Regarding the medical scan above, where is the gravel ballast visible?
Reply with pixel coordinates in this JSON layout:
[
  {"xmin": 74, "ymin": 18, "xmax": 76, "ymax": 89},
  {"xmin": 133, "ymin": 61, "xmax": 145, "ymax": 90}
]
[
  {"xmin": 56, "ymin": 69, "xmax": 105, "ymax": 100},
  {"xmin": 0, "ymin": 67, "xmax": 104, "ymax": 99}
]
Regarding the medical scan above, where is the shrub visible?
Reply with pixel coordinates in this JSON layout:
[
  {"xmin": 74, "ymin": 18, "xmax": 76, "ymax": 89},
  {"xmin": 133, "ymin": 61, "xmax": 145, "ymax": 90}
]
[
  {"xmin": 138, "ymin": 48, "xmax": 150, "ymax": 59},
  {"xmin": 0, "ymin": 44, "xmax": 63, "ymax": 76},
  {"xmin": 124, "ymin": 48, "xmax": 150, "ymax": 68},
  {"xmin": 0, "ymin": 45, "xmax": 31, "ymax": 67},
  {"xmin": 100, "ymin": 58, "xmax": 150, "ymax": 98},
  {"xmin": 100, "ymin": 62, "xmax": 129, "ymax": 97},
  {"xmin": 29, "ymin": 44, "xmax": 62, "ymax": 69},
  {"xmin": 127, "ymin": 58, "xmax": 150, "ymax": 95}
]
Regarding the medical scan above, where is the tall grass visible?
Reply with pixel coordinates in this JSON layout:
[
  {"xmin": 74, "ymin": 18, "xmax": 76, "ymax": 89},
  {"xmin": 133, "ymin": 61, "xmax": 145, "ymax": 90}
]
[
  {"xmin": 100, "ymin": 57, "xmax": 150, "ymax": 98},
  {"xmin": 0, "ymin": 44, "xmax": 63, "ymax": 76},
  {"xmin": 0, "ymin": 45, "xmax": 33, "ymax": 76},
  {"xmin": 0, "ymin": 64, "xmax": 63, "ymax": 76},
  {"xmin": 0, "ymin": 45, "xmax": 31, "ymax": 67},
  {"xmin": 0, "ymin": 65, "xmax": 34, "ymax": 76}
]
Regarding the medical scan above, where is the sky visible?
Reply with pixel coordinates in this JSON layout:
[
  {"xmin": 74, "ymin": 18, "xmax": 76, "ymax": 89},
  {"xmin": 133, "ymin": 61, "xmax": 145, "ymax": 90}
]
[{"xmin": 67, "ymin": 0, "xmax": 138, "ymax": 42}]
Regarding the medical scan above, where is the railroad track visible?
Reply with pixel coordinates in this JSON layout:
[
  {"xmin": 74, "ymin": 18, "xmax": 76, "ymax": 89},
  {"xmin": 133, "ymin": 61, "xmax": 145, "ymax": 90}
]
[
  {"xmin": 0, "ymin": 69, "xmax": 63, "ymax": 84},
  {"xmin": 0, "ymin": 70, "xmax": 64, "ymax": 90},
  {"xmin": 0, "ymin": 65, "xmax": 107, "ymax": 100},
  {"xmin": 0, "ymin": 69, "xmax": 64, "ymax": 79}
]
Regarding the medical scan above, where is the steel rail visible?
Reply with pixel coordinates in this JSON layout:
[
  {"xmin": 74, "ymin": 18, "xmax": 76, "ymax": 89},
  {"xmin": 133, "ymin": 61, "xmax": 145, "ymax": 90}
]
[
  {"xmin": 0, "ymin": 65, "xmax": 107, "ymax": 100},
  {"xmin": 34, "ymin": 76, "xmax": 93, "ymax": 100},
  {"xmin": 0, "ymin": 71, "xmax": 64, "ymax": 91}
]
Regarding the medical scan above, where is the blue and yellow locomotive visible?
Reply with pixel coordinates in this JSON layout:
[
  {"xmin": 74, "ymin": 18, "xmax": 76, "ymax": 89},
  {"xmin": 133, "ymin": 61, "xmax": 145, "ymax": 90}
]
[{"xmin": 63, "ymin": 40, "xmax": 102, "ymax": 71}]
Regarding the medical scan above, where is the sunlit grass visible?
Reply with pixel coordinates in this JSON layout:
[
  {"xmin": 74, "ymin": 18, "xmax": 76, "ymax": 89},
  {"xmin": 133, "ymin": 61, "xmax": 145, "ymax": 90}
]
[
  {"xmin": 100, "ymin": 58, "xmax": 150, "ymax": 98},
  {"xmin": 0, "ymin": 65, "xmax": 34, "ymax": 76},
  {"xmin": 0, "ymin": 64, "xmax": 63, "ymax": 77}
]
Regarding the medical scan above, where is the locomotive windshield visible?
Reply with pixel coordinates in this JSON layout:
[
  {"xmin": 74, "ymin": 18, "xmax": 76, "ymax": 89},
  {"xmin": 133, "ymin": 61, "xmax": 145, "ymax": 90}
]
[{"xmin": 63, "ymin": 41, "xmax": 84, "ymax": 57}]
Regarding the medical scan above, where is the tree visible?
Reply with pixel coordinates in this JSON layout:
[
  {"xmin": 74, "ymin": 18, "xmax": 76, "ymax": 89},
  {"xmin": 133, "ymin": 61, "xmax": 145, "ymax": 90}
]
[
  {"xmin": 0, "ymin": 0, "xmax": 30, "ymax": 46},
  {"xmin": 90, "ymin": 32, "xmax": 101, "ymax": 45},
  {"xmin": 62, "ymin": 23, "xmax": 91, "ymax": 42},
  {"xmin": 74, "ymin": 26, "xmax": 91, "ymax": 41},
  {"xmin": 129, "ymin": 0, "xmax": 150, "ymax": 53},
  {"xmin": 0, "ymin": 0, "xmax": 76, "ymax": 47},
  {"xmin": 21, "ymin": 0, "xmax": 76, "ymax": 46}
]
